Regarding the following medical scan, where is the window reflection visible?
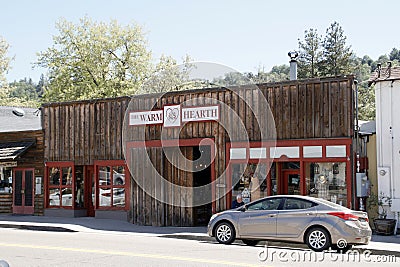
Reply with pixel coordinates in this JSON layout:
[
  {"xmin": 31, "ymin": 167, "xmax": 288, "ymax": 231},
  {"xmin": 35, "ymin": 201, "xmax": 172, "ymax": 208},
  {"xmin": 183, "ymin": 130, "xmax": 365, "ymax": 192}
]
[
  {"xmin": 306, "ymin": 162, "xmax": 347, "ymax": 206},
  {"xmin": 97, "ymin": 165, "xmax": 127, "ymax": 208},
  {"xmin": 113, "ymin": 166, "xmax": 125, "ymax": 185},
  {"xmin": 49, "ymin": 168, "xmax": 60, "ymax": 185},
  {"xmin": 232, "ymin": 163, "xmax": 267, "ymax": 205},
  {"xmin": 49, "ymin": 188, "xmax": 60, "ymax": 206}
]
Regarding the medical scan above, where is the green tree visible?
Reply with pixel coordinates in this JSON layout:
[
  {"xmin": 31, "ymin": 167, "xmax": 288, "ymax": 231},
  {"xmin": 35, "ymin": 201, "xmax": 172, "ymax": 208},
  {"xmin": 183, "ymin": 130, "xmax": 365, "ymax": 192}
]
[
  {"xmin": 0, "ymin": 36, "xmax": 12, "ymax": 102},
  {"xmin": 140, "ymin": 55, "xmax": 195, "ymax": 93},
  {"xmin": 389, "ymin": 48, "xmax": 400, "ymax": 61},
  {"xmin": 9, "ymin": 78, "xmax": 40, "ymax": 100},
  {"xmin": 297, "ymin": 28, "xmax": 322, "ymax": 78},
  {"xmin": 319, "ymin": 22, "xmax": 354, "ymax": 76},
  {"xmin": 36, "ymin": 16, "xmax": 152, "ymax": 102}
]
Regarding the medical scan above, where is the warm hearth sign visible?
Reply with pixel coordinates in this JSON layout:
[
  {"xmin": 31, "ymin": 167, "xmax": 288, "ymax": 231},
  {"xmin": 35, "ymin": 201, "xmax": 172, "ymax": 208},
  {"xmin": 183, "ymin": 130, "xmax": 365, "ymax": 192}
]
[{"xmin": 129, "ymin": 105, "xmax": 219, "ymax": 127}]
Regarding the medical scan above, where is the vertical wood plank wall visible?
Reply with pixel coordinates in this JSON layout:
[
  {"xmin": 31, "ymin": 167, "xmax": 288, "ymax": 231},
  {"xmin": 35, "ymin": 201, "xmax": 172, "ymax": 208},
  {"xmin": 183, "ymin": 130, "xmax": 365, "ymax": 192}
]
[{"xmin": 42, "ymin": 76, "xmax": 354, "ymax": 225}]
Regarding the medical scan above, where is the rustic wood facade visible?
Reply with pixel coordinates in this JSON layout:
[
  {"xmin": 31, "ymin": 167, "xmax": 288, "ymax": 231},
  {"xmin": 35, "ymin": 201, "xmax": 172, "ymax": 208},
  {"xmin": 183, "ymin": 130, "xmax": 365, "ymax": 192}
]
[
  {"xmin": 42, "ymin": 76, "xmax": 355, "ymax": 226},
  {"xmin": 0, "ymin": 130, "xmax": 45, "ymax": 215}
]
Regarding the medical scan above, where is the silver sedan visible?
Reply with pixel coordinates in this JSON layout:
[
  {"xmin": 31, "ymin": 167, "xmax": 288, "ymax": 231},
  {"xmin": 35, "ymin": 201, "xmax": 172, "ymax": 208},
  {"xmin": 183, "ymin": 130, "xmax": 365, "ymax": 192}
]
[{"xmin": 207, "ymin": 195, "xmax": 371, "ymax": 252}]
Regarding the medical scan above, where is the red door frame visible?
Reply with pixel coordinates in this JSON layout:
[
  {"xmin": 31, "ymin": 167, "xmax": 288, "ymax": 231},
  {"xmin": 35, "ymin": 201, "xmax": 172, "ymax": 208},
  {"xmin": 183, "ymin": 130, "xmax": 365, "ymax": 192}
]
[
  {"xmin": 281, "ymin": 169, "xmax": 300, "ymax": 195},
  {"xmin": 126, "ymin": 138, "xmax": 217, "ymax": 213},
  {"xmin": 44, "ymin": 161, "xmax": 75, "ymax": 209},
  {"xmin": 226, "ymin": 138, "xmax": 353, "ymax": 208},
  {"xmin": 93, "ymin": 160, "xmax": 130, "ymax": 211},
  {"xmin": 12, "ymin": 168, "xmax": 35, "ymax": 214}
]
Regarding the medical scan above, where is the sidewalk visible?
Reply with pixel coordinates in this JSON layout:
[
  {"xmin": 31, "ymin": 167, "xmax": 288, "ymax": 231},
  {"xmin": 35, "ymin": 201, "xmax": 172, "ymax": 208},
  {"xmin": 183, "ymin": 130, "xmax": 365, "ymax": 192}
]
[{"xmin": 0, "ymin": 214, "xmax": 399, "ymax": 254}]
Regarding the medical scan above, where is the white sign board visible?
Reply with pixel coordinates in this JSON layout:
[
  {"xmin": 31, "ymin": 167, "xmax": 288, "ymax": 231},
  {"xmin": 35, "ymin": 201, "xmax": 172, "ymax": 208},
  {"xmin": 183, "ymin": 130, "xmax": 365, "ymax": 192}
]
[
  {"xmin": 182, "ymin": 105, "xmax": 219, "ymax": 122},
  {"xmin": 129, "ymin": 104, "xmax": 219, "ymax": 127},
  {"xmin": 129, "ymin": 110, "xmax": 163, "ymax": 126}
]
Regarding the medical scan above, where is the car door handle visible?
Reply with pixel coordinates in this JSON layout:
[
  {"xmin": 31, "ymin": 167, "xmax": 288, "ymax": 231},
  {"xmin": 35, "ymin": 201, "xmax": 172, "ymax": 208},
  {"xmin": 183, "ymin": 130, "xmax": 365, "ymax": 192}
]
[
  {"xmin": 307, "ymin": 213, "xmax": 315, "ymax": 216},
  {"xmin": 268, "ymin": 214, "xmax": 277, "ymax": 217}
]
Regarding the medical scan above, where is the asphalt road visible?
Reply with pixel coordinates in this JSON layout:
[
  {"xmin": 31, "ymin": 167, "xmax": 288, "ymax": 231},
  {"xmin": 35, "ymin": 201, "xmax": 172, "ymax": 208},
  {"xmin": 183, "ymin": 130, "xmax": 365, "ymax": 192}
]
[{"xmin": 0, "ymin": 228, "xmax": 399, "ymax": 267}]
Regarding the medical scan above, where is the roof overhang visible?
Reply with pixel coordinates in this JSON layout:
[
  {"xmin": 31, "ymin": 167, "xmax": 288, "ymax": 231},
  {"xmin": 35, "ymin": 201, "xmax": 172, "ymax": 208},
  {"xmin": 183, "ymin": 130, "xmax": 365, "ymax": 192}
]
[{"xmin": 0, "ymin": 141, "xmax": 35, "ymax": 161}]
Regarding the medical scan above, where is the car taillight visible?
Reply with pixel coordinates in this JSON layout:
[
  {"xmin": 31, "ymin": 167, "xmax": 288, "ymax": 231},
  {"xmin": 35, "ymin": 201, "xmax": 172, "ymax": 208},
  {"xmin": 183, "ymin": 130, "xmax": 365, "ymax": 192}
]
[{"xmin": 328, "ymin": 212, "xmax": 367, "ymax": 222}]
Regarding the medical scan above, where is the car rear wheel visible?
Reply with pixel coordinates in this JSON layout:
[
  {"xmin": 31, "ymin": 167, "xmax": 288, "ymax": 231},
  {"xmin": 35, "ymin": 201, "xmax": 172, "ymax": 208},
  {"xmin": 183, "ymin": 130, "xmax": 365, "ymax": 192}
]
[
  {"xmin": 306, "ymin": 227, "xmax": 331, "ymax": 252},
  {"xmin": 242, "ymin": 239, "xmax": 259, "ymax": 246},
  {"xmin": 215, "ymin": 222, "xmax": 235, "ymax": 244}
]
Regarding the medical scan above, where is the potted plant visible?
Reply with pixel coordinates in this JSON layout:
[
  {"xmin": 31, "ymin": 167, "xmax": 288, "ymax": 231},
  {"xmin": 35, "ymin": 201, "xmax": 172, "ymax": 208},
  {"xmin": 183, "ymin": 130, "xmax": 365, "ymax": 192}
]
[{"xmin": 367, "ymin": 192, "xmax": 396, "ymax": 235}]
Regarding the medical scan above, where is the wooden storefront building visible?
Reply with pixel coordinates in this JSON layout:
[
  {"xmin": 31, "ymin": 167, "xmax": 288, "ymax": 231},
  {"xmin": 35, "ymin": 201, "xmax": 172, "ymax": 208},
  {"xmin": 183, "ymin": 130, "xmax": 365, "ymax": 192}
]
[
  {"xmin": 0, "ymin": 107, "xmax": 44, "ymax": 216},
  {"xmin": 42, "ymin": 75, "xmax": 356, "ymax": 226}
]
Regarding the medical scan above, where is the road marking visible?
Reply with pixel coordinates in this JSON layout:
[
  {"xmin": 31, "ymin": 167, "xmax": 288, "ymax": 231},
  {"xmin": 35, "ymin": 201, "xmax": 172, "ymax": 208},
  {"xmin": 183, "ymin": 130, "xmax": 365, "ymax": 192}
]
[{"xmin": 0, "ymin": 242, "xmax": 267, "ymax": 267}]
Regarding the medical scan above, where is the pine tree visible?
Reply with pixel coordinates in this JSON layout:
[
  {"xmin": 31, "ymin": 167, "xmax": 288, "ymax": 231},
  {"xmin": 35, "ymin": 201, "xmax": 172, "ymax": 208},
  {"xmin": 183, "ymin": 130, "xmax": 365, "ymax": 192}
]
[
  {"xmin": 319, "ymin": 22, "xmax": 354, "ymax": 76},
  {"xmin": 297, "ymin": 28, "xmax": 322, "ymax": 79}
]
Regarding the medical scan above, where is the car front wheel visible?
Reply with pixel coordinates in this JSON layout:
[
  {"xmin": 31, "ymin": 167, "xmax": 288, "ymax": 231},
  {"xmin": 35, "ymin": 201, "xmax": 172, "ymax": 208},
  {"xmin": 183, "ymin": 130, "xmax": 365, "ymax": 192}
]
[
  {"xmin": 215, "ymin": 222, "xmax": 235, "ymax": 244},
  {"xmin": 306, "ymin": 227, "xmax": 331, "ymax": 252}
]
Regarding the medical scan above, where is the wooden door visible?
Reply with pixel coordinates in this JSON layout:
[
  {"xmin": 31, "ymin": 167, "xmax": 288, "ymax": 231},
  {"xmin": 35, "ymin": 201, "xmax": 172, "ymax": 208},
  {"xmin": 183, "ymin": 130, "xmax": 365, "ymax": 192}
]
[
  {"xmin": 85, "ymin": 166, "xmax": 95, "ymax": 217},
  {"xmin": 13, "ymin": 169, "xmax": 34, "ymax": 214}
]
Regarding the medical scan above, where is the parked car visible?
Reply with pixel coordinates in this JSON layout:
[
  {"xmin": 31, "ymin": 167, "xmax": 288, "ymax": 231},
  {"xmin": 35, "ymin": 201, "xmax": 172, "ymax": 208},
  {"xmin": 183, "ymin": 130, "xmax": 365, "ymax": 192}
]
[
  {"xmin": 49, "ymin": 188, "xmax": 73, "ymax": 206},
  {"xmin": 99, "ymin": 170, "xmax": 125, "ymax": 185},
  {"xmin": 207, "ymin": 195, "xmax": 371, "ymax": 252}
]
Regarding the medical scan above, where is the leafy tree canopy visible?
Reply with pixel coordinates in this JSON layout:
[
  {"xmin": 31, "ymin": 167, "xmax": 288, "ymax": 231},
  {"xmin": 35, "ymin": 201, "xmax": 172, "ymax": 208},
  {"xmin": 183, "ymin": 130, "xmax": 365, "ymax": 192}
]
[{"xmin": 36, "ymin": 16, "xmax": 152, "ymax": 102}]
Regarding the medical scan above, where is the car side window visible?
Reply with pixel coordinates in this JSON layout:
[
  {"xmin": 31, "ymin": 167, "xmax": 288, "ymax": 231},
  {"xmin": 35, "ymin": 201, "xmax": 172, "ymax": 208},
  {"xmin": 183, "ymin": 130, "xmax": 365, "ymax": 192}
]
[
  {"xmin": 283, "ymin": 198, "xmax": 315, "ymax": 210},
  {"xmin": 247, "ymin": 198, "xmax": 282, "ymax": 211}
]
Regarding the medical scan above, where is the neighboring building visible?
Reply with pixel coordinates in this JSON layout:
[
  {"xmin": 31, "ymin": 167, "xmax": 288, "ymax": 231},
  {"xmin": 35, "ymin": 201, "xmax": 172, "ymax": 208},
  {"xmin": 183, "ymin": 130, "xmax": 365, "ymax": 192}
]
[
  {"xmin": 0, "ymin": 106, "xmax": 44, "ymax": 215},
  {"xmin": 369, "ymin": 65, "xmax": 400, "ymax": 222},
  {"xmin": 41, "ymin": 75, "xmax": 357, "ymax": 226}
]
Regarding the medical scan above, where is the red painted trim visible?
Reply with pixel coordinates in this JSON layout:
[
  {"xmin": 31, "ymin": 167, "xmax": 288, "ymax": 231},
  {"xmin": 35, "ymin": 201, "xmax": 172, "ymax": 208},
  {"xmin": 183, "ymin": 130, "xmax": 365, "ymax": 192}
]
[
  {"xmin": 12, "ymin": 168, "xmax": 35, "ymax": 214},
  {"xmin": 44, "ymin": 162, "xmax": 75, "ymax": 210},
  {"xmin": 93, "ymin": 160, "xmax": 130, "ymax": 211},
  {"xmin": 225, "ymin": 138, "xmax": 353, "ymax": 208}
]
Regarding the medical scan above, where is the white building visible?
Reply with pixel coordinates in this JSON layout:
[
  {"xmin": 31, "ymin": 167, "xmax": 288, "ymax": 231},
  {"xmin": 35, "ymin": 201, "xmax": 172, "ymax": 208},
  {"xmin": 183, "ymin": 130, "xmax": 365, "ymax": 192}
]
[{"xmin": 369, "ymin": 64, "xmax": 400, "ymax": 222}]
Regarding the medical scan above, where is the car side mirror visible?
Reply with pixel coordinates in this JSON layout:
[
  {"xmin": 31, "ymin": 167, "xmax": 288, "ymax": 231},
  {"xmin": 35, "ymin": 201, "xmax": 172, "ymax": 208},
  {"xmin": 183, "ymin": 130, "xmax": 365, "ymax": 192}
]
[{"xmin": 239, "ymin": 206, "xmax": 246, "ymax": 212}]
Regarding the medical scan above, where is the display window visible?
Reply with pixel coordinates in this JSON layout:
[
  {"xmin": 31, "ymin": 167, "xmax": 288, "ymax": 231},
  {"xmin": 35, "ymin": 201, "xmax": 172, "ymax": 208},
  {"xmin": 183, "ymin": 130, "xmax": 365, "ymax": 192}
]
[
  {"xmin": 95, "ymin": 161, "xmax": 128, "ymax": 210},
  {"xmin": 305, "ymin": 162, "xmax": 347, "ymax": 206},
  {"xmin": 46, "ymin": 162, "xmax": 74, "ymax": 208},
  {"xmin": 231, "ymin": 163, "xmax": 268, "ymax": 205}
]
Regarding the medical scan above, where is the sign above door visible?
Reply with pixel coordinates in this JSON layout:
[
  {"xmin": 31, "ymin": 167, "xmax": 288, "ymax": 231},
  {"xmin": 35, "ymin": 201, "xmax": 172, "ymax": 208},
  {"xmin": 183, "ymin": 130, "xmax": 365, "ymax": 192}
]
[{"xmin": 129, "ymin": 104, "xmax": 219, "ymax": 127}]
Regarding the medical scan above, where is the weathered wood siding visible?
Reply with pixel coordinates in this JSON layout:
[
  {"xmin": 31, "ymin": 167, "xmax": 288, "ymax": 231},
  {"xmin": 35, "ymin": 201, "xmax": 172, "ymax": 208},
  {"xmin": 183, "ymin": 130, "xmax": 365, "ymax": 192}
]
[
  {"xmin": 0, "ymin": 130, "xmax": 44, "ymax": 173},
  {"xmin": 42, "ymin": 97, "xmax": 131, "ymax": 164}
]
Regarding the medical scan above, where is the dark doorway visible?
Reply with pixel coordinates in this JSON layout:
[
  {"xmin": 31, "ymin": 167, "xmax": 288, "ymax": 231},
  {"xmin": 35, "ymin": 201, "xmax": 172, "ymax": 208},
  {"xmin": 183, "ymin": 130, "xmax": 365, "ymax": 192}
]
[
  {"xmin": 192, "ymin": 145, "xmax": 212, "ymax": 226},
  {"xmin": 13, "ymin": 168, "xmax": 34, "ymax": 214}
]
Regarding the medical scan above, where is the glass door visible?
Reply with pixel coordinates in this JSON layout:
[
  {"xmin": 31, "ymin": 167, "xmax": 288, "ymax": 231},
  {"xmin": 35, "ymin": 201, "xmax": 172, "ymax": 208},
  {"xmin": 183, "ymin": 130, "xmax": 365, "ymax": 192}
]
[{"xmin": 13, "ymin": 169, "xmax": 34, "ymax": 214}]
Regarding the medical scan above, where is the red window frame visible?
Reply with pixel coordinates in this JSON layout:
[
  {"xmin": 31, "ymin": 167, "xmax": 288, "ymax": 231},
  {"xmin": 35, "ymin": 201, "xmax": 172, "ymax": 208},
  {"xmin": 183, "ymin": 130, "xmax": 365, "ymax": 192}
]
[
  {"xmin": 94, "ymin": 160, "xmax": 129, "ymax": 211},
  {"xmin": 226, "ymin": 138, "xmax": 353, "ymax": 208},
  {"xmin": 45, "ymin": 161, "xmax": 75, "ymax": 209}
]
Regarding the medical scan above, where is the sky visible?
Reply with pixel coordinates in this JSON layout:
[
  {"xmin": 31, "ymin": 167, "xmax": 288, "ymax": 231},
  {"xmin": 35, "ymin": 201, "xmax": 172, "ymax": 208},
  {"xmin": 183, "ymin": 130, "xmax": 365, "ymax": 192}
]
[{"xmin": 1, "ymin": 0, "xmax": 400, "ymax": 83}]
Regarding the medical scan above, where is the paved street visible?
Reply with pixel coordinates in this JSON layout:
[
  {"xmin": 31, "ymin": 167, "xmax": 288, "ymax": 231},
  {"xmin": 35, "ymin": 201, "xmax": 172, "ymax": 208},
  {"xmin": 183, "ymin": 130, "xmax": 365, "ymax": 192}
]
[{"xmin": 0, "ymin": 226, "xmax": 399, "ymax": 267}]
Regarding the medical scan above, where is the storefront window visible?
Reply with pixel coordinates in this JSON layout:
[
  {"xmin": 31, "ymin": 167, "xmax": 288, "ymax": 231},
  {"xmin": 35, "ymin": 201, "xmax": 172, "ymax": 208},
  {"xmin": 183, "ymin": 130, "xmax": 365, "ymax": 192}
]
[
  {"xmin": 75, "ymin": 166, "xmax": 84, "ymax": 208},
  {"xmin": 97, "ymin": 164, "xmax": 126, "ymax": 208},
  {"xmin": 48, "ymin": 165, "xmax": 73, "ymax": 207},
  {"xmin": 0, "ymin": 167, "xmax": 12, "ymax": 193},
  {"xmin": 231, "ymin": 163, "xmax": 267, "ymax": 205},
  {"xmin": 270, "ymin": 163, "xmax": 278, "ymax": 195},
  {"xmin": 306, "ymin": 162, "xmax": 347, "ymax": 206}
]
